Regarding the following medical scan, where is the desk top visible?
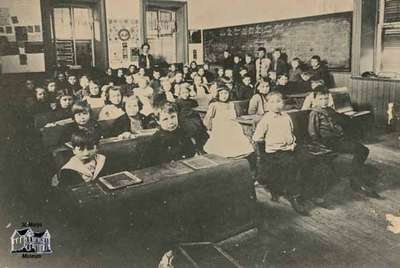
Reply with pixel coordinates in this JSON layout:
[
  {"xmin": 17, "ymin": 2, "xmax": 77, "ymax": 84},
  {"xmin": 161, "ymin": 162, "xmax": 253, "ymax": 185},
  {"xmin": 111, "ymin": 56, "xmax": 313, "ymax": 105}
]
[{"xmin": 67, "ymin": 154, "xmax": 243, "ymax": 206}]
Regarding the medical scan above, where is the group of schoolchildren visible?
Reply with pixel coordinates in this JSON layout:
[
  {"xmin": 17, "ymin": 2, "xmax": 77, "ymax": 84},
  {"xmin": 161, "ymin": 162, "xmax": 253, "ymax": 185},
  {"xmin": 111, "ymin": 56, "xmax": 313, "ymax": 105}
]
[{"xmin": 25, "ymin": 46, "xmax": 381, "ymax": 217}]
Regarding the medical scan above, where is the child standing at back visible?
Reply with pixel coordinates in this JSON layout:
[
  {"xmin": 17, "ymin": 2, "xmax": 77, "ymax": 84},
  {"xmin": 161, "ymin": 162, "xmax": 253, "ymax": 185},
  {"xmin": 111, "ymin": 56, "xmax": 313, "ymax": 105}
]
[{"xmin": 203, "ymin": 85, "xmax": 253, "ymax": 158}]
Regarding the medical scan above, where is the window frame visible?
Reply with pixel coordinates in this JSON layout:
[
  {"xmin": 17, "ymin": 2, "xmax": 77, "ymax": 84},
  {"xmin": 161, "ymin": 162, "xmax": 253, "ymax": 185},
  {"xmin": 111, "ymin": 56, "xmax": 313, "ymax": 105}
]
[{"xmin": 376, "ymin": 0, "xmax": 400, "ymax": 73}]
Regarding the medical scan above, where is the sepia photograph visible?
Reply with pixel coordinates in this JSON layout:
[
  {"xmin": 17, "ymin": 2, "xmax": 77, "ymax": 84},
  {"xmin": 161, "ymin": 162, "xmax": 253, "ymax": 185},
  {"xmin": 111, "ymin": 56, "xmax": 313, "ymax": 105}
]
[{"xmin": 0, "ymin": 0, "xmax": 400, "ymax": 267}]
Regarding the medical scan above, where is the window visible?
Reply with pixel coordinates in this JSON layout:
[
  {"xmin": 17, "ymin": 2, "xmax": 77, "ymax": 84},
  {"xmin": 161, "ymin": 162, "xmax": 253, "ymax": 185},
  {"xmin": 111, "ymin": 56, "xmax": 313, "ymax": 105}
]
[
  {"xmin": 376, "ymin": 0, "xmax": 400, "ymax": 74},
  {"xmin": 51, "ymin": 6, "xmax": 95, "ymax": 68}
]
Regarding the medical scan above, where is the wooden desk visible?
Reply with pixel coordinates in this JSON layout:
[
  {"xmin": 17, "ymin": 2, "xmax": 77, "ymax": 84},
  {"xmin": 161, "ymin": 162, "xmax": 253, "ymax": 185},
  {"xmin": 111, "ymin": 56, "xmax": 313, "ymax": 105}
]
[
  {"xmin": 286, "ymin": 92, "xmax": 309, "ymax": 110},
  {"xmin": 235, "ymin": 110, "xmax": 311, "ymax": 142},
  {"xmin": 63, "ymin": 154, "xmax": 258, "ymax": 243},
  {"xmin": 52, "ymin": 134, "xmax": 157, "ymax": 172}
]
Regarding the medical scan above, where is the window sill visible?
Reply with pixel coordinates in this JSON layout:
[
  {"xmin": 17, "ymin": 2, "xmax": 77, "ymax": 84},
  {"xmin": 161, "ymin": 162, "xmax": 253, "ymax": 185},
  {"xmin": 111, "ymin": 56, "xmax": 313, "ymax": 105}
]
[{"xmin": 351, "ymin": 76, "xmax": 400, "ymax": 82}]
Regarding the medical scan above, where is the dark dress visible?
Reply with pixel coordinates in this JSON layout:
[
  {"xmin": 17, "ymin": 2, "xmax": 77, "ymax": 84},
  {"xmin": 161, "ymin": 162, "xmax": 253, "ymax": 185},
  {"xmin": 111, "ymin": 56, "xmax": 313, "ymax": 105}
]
[
  {"xmin": 233, "ymin": 84, "xmax": 255, "ymax": 101},
  {"xmin": 309, "ymin": 65, "xmax": 332, "ymax": 88},
  {"xmin": 61, "ymin": 120, "xmax": 102, "ymax": 144},
  {"xmin": 151, "ymin": 127, "xmax": 196, "ymax": 165},
  {"xmin": 111, "ymin": 113, "xmax": 158, "ymax": 136},
  {"xmin": 29, "ymin": 100, "xmax": 52, "ymax": 115},
  {"xmin": 176, "ymin": 98, "xmax": 209, "ymax": 151}
]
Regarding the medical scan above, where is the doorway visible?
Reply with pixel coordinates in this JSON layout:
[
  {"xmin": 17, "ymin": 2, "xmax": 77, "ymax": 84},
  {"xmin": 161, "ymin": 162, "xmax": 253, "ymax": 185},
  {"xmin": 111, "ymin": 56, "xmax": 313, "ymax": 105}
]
[
  {"xmin": 145, "ymin": 1, "xmax": 188, "ymax": 65},
  {"xmin": 51, "ymin": 5, "xmax": 95, "ymax": 69}
]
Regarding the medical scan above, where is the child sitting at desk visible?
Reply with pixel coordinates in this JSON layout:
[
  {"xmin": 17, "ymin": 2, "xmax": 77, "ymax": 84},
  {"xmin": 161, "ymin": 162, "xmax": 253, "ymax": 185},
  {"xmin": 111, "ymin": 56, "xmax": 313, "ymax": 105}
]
[
  {"xmin": 62, "ymin": 101, "xmax": 102, "ymax": 143},
  {"xmin": 233, "ymin": 74, "xmax": 255, "ymax": 101},
  {"xmin": 45, "ymin": 79, "xmax": 58, "ymax": 110},
  {"xmin": 308, "ymin": 86, "xmax": 381, "ymax": 199},
  {"xmin": 57, "ymin": 129, "xmax": 109, "ymax": 188},
  {"xmin": 152, "ymin": 101, "xmax": 196, "ymax": 164},
  {"xmin": 134, "ymin": 78, "xmax": 154, "ymax": 116},
  {"xmin": 176, "ymin": 84, "xmax": 209, "ymax": 155},
  {"xmin": 302, "ymin": 80, "xmax": 335, "ymax": 110},
  {"xmin": 29, "ymin": 87, "xmax": 51, "ymax": 115},
  {"xmin": 203, "ymin": 85, "xmax": 253, "ymax": 158},
  {"xmin": 248, "ymin": 79, "xmax": 271, "ymax": 115},
  {"xmin": 55, "ymin": 89, "xmax": 74, "ymax": 119},
  {"xmin": 84, "ymin": 81, "xmax": 105, "ymax": 109},
  {"xmin": 114, "ymin": 95, "xmax": 157, "ymax": 139},
  {"xmin": 252, "ymin": 91, "xmax": 312, "ymax": 216},
  {"xmin": 98, "ymin": 86, "xmax": 125, "ymax": 121}
]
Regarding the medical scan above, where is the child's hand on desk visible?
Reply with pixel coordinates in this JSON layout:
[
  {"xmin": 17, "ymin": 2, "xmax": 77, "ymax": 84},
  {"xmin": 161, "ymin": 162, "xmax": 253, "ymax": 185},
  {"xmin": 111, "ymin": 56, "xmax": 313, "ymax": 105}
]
[{"xmin": 118, "ymin": 132, "xmax": 135, "ymax": 140}]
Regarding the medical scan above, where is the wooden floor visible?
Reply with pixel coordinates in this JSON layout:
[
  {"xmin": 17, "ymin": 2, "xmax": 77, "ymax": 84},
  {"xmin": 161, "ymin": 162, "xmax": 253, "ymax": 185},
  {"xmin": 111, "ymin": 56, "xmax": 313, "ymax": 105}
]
[{"xmin": 1, "ymin": 132, "xmax": 400, "ymax": 267}]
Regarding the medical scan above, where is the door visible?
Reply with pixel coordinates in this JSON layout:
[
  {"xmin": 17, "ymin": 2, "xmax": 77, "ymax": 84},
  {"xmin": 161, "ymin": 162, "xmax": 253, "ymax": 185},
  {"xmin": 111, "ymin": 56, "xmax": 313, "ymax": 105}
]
[
  {"xmin": 52, "ymin": 6, "xmax": 95, "ymax": 68},
  {"xmin": 146, "ymin": 9, "xmax": 177, "ymax": 64}
]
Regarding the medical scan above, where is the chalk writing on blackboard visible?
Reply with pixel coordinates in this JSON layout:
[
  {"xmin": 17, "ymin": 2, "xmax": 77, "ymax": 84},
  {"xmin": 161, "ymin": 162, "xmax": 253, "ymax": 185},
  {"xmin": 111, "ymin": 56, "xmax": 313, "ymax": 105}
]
[{"xmin": 203, "ymin": 12, "xmax": 351, "ymax": 71}]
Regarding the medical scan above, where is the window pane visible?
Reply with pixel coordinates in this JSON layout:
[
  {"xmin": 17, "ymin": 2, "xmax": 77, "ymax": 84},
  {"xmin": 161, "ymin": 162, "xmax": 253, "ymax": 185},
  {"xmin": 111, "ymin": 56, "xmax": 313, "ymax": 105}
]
[
  {"xmin": 384, "ymin": 0, "xmax": 400, "ymax": 23},
  {"xmin": 73, "ymin": 8, "xmax": 93, "ymax": 40},
  {"xmin": 381, "ymin": 29, "xmax": 400, "ymax": 72},
  {"xmin": 53, "ymin": 8, "xmax": 72, "ymax": 39}
]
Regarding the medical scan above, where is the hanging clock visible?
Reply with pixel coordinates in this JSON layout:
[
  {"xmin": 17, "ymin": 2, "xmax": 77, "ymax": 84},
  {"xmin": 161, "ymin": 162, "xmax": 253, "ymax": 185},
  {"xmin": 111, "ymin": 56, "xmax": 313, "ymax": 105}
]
[{"xmin": 118, "ymin": 29, "xmax": 131, "ymax": 41}]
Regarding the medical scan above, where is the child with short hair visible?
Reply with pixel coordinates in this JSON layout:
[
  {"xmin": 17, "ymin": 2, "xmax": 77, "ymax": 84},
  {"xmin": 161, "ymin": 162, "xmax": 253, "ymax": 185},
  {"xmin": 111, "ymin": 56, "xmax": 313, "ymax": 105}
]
[
  {"xmin": 309, "ymin": 55, "xmax": 332, "ymax": 88},
  {"xmin": 149, "ymin": 69, "xmax": 162, "ymax": 94},
  {"xmin": 248, "ymin": 79, "xmax": 271, "ymax": 115},
  {"xmin": 57, "ymin": 129, "xmax": 109, "ymax": 188},
  {"xmin": 62, "ymin": 101, "xmax": 102, "ymax": 143},
  {"xmin": 308, "ymin": 86, "xmax": 381, "ymax": 199},
  {"xmin": 176, "ymin": 84, "xmax": 209, "ymax": 154},
  {"xmin": 269, "ymin": 48, "xmax": 289, "ymax": 76},
  {"xmin": 114, "ymin": 95, "xmax": 157, "ymax": 139},
  {"xmin": 233, "ymin": 74, "xmax": 254, "ymax": 101},
  {"xmin": 253, "ymin": 91, "xmax": 311, "ymax": 215},
  {"xmin": 294, "ymin": 70, "xmax": 312, "ymax": 93},
  {"xmin": 275, "ymin": 74, "xmax": 290, "ymax": 94},
  {"xmin": 288, "ymin": 58, "xmax": 302, "ymax": 84},
  {"xmin": 98, "ymin": 86, "xmax": 125, "ymax": 121},
  {"xmin": 302, "ymin": 83, "xmax": 335, "ymax": 110},
  {"xmin": 244, "ymin": 54, "xmax": 256, "ymax": 83},
  {"xmin": 152, "ymin": 101, "xmax": 196, "ymax": 164},
  {"xmin": 255, "ymin": 47, "xmax": 271, "ymax": 81},
  {"xmin": 203, "ymin": 85, "xmax": 253, "ymax": 158}
]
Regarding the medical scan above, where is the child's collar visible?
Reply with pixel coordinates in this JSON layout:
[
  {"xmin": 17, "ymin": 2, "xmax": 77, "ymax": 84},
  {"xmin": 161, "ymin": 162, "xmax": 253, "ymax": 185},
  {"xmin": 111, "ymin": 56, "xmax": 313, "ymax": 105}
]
[{"xmin": 61, "ymin": 154, "xmax": 106, "ymax": 181}]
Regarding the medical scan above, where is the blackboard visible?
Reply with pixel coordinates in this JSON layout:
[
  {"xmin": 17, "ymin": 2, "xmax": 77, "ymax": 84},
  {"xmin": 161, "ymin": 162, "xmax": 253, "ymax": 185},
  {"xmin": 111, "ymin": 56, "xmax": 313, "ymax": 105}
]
[{"xmin": 203, "ymin": 12, "xmax": 352, "ymax": 71}]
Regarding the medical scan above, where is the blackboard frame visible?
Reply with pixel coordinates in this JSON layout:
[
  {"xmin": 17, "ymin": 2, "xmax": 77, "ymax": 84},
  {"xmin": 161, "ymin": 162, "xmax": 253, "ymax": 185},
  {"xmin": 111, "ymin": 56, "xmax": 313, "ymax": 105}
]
[{"xmin": 203, "ymin": 11, "xmax": 353, "ymax": 72}]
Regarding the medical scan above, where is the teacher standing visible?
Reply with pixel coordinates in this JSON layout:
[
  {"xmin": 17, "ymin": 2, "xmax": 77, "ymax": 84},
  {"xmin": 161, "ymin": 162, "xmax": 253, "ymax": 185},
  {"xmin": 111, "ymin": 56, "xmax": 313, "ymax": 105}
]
[{"xmin": 138, "ymin": 43, "xmax": 154, "ymax": 75}]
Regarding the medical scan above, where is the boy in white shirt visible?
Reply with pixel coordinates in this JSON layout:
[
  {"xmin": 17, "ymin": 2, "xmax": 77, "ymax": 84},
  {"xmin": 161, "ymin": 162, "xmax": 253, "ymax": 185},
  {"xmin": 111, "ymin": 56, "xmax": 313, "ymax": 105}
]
[{"xmin": 253, "ymin": 91, "xmax": 312, "ymax": 216}]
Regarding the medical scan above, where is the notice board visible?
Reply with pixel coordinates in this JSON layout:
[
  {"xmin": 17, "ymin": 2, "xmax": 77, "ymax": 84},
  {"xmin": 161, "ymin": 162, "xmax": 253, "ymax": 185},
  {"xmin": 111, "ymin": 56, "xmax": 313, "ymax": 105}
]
[{"xmin": 203, "ymin": 12, "xmax": 352, "ymax": 71}]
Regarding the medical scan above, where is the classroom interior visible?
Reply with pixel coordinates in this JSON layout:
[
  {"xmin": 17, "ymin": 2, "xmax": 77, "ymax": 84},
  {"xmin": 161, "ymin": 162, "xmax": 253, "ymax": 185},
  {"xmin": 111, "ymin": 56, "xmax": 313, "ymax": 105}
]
[{"xmin": 2, "ymin": 0, "xmax": 400, "ymax": 267}]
